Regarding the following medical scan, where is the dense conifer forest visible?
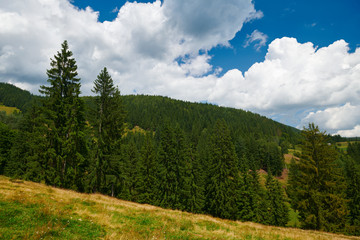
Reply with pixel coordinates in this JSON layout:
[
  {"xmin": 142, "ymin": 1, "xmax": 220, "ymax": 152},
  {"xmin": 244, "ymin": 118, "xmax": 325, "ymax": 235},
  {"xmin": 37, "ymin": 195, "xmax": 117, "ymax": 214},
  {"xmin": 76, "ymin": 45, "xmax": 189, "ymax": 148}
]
[{"xmin": 0, "ymin": 41, "xmax": 359, "ymax": 235}]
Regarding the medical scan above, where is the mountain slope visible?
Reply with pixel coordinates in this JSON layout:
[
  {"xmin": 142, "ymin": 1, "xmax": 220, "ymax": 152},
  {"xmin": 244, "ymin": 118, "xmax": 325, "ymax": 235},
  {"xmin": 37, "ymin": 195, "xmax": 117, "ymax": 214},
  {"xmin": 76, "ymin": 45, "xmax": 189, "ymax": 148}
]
[
  {"xmin": 0, "ymin": 82, "xmax": 300, "ymax": 143},
  {"xmin": 0, "ymin": 82, "xmax": 35, "ymax": 111},
  {"xmin": 0, "ymin": 175, "xmax": 358, "ymax": 240},
  {"xmin": 85, "ymin": 94, "xmax": 301, "ymax": 144}
]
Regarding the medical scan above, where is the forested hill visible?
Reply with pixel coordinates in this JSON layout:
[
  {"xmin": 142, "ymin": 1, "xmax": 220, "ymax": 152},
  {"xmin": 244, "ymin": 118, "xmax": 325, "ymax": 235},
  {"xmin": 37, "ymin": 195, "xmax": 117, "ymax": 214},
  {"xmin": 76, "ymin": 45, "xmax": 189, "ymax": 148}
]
[
  {"xmin": 0, "ymin": 82, "xmax": 35, "ymax": 111},
  {"xmin": 85, "ymin": 95, "xmax": 300, "ymax": 144},
  {"xmin": 1, "ymin": 81, "xmax": 300, "ymax": 143}
]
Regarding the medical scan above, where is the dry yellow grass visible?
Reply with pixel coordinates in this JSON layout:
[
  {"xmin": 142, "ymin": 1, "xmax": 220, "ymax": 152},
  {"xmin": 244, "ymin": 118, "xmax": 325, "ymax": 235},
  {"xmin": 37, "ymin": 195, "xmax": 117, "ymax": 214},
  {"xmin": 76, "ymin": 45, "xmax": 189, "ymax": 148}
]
[
  {"xmin": 0, "ymin": 105, "xmax": 20, "ymax": 115},
  {"xmin": 0, "ymin": 175, "xmax": 359, "ymax": 240}
]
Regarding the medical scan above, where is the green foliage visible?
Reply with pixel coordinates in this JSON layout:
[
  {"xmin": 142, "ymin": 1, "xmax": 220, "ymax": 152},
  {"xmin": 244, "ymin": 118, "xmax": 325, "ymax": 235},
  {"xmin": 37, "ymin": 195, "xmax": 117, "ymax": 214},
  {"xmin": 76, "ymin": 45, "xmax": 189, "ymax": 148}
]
[
  {"xmin": 0, "ymin": 122, "xmax": 15, "ymax": 174},
  {"xmin": 157, "ymin": 124, "xmax": 181, "ymax": 209},
  {"xmin": 205, "ymin": 119, "xmax": 240, "ymax": 220},
  {"xmin": 120, "ymin": 95, "xmax": 300, "ymax": 145},
  {"xmin": 137, "ymin": 134, "xmax": 159, "ymax": 204},
  {"xmin": 343, "ymin": 155, "xmax": 360, "ymax": 235},
  {"xmin": 89, "ymin": 67, "xmax": 125, "ymax": 194},
  {"xmin": 36, "ymin": 40, "xmax": 88, "ymax": 190},
  {"xmin": 265, "ymin": 173, "xmax": 290, "ymax": 226},
  {"xmin": 0, "ymin": 82, "xmax": 34, "ymax": 111},
  {"xmin": 288, "ymin": 124, "xmax": 348, "ymax": 232}
]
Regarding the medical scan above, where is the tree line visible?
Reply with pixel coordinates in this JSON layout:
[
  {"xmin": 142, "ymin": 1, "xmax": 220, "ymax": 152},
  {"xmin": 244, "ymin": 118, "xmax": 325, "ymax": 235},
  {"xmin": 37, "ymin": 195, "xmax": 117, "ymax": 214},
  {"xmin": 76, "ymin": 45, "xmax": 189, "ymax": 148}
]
[{"xmin": 0, "ymin": 41, "xmax": 359, "ymax": 235}]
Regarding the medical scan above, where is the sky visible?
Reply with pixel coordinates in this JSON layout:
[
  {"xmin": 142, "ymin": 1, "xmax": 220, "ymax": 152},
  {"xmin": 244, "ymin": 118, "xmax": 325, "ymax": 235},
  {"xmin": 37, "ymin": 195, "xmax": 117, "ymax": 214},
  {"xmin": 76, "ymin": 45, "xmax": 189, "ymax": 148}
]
[{"xmin": 0, "ymin": 0, "xmax": 360, "ymax": 136}]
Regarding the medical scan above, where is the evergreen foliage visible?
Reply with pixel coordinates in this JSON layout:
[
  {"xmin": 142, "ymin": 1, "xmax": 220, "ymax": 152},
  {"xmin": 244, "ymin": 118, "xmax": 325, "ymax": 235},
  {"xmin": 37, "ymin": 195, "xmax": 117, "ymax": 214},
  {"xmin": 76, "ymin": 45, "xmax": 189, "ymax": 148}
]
[
  {"xmin": 265, "ymin": 173, "xmax": 289, "ymax": 226},
  {"xmin": 89, "ymin": 67, "xmax": 125, "ymax": 193},
  {"xmin": 288, "ymin": 124, "xmax": 348, "ymax": 232},
  {"xmin": 0, "ymin": 82, "xmax": 34, "ymax": 111},
  {"xmin": 205, "ymin": 119, "xmax": 240, "ymax": 220},
  {"xmin": 38, "ymin": 40, "xmax": 87, "ymax": 190},
  {"xmin": 157, "ymin": 125, "xmax": 180, "ymax": 209},
  {"xmin": 344, "ymin": 154, "xmax": 360, "ymax": 235}
]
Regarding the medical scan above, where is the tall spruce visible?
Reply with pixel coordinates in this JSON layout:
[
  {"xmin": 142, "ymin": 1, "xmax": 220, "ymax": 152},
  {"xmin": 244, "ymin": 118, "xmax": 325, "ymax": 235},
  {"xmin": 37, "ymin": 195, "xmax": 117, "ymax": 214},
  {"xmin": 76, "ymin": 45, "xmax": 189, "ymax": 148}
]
[
  {"xmin": 39, "ymin": 40, "xmax": 87, "ymax": 190},
  {"xmin": 90, "ymin": 67, "xmax": 125, "ymax": 193},
  {"xmin": 157, "ymin": 125, "xmax": 179, "ymax": 209},
  {"xmin": 265, "ymin": 172, "xmax": 289, "ymax": 226},
  {"xmin": 288, "ymin": 123, "xmax": 348, "ymax": 232},
  {"xmin": 205, "ymin": 119, "xmax": 240, "ymax": 220},
  {"xmin": 344, "ymin": 156, "xmax": 360, "ymax": 235},
  {"xmin": 138, "ymin": 134, "xmax": 158, "ymax": 204}
]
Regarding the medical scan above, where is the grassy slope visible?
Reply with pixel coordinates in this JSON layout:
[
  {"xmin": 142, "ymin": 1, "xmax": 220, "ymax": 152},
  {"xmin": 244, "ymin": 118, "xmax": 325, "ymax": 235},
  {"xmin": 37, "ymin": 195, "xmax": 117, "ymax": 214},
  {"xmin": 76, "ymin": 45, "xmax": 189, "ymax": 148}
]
[
  {"xmin": 0, "ymin": 105, "xmax": 20, "ymax": 115},
  {"xmin": 0, "ymin": 176, "xmax": 358, "ymax": 240}
]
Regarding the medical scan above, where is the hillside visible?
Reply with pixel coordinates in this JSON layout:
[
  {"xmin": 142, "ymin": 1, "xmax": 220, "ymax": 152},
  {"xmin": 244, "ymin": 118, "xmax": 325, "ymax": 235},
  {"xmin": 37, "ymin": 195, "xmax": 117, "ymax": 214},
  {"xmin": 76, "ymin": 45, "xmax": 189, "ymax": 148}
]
[
  {"xmin": 0, "ymin": 82, "xmax": 35, "ymax": 112},
  {"xmin": 0, "ymin": 82, "xmax": 301, "ymax": 143},
  {"xmin": 84, "ymin": 94, "xmax": 301, "ymax": 144},
  {"xmin": 0, "ymin": 176, "xmax": 358, "ymax": 240},
  {"xmin": 0, "ymin": 105, "xmax": 20, "ymax": 115}
]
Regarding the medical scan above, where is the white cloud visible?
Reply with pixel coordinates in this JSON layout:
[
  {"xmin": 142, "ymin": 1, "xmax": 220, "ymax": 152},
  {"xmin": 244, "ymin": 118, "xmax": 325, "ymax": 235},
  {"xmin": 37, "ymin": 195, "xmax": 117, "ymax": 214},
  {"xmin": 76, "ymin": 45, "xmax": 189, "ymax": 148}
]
[
  {"xmin": 0, "ymin": 0, "xmax": 260, "ymax": 96},
  {"xmin": 236, "ymin": 38, "xmax": 360, "ymax": 114},
  {"xmin": 336, "ymin": 125, "xmax": 360, "ymax": 137},
  {"xmin": 300, "ymin": 103, "xmax": 360, "ymax": 135},
  {"xmin": 244, "ymin": 30, "xmax": 268, "ymax": 51}
]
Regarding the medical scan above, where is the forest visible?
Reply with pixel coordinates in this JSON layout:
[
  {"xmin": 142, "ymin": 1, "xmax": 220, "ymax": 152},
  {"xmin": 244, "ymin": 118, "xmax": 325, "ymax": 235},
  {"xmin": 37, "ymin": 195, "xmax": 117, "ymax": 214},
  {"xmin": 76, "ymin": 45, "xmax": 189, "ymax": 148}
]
[{"xmin": 0, "ymin": 41, "xmax": 359, "ymax": 236}]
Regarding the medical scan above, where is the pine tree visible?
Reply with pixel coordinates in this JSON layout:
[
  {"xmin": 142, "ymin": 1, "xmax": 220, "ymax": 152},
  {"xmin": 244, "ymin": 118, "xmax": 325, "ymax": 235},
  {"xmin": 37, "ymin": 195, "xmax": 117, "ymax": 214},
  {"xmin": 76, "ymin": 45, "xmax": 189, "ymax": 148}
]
[
  {"xmin": 265, "ymin": 172, "xmax": 289, "ymax": 226},
  {"xmin": 138, "ymin": 134, "xmax": 158, "ymax": 204},
  {"xmin": 39, "ymin": 40, "xmax": 87, "ymax": 190},
  {"xmin": 157, "ymin": 125, "xmax": 179, "ymax": 209},
  {"xmin": 205, "ymin": 119, "xmax": 240, "ymax": 220},
  {"xmin": 120, "ymin": 140, "xmax": 141, "ymax": 201},
  {"xmin": 344, "ymin": 156, "xmax": 360, "ymax": 235},
  {"xmin": 0, "ymin": 122, "xmax": 14, "ymax": 175},
  {"xmin": 90, "ymin": 67, "xmax": 125, "ymax": 193},
  {"xmin": 288, "ymin": 123, "xmax": 348, "ymax": 232},
  {"xmin": 185, "ymin": 146, "xmax": 205, "ymax": 213}
]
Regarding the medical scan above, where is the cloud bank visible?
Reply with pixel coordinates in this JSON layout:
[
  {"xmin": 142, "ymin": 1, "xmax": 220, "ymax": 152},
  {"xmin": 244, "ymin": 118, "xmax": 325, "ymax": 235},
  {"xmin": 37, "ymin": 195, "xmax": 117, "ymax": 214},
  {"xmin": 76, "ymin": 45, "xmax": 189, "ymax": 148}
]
[{"xmin": 1, "ymin": 0, "xmax": 360, "ymax": 136}]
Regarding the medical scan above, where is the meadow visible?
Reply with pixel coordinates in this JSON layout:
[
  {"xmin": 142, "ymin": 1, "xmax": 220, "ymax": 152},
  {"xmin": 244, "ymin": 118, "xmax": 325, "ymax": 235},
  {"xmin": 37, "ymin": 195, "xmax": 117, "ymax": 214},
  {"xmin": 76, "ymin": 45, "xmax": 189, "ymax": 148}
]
[{"xmin": 0, "ymin": 176, "xmax": 358, "ymax": 240}]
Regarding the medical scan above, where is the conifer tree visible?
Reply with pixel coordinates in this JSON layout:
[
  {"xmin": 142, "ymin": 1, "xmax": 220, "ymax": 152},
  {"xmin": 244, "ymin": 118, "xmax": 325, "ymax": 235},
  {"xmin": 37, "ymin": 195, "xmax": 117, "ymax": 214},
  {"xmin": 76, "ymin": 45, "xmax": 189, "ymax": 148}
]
[
  {"xmin": 138, "ymin": 134, "xmax": 158, "ymax": 204},
  {"xmin": 205, "ymin": 119, "xmax": 240, "ymax": 220},
  {"xmin": 265, "ymin": 172, "xmax": 289, "ymax": 226},
  {"xmin": 39, "ymin": 40, "xmax": 87, "ymax": 190},
  {"xmin": 157, "ymin": 125, "xmax": 179, "ymax": 209},
  {"xmin": 0, "ymin": 122, "xmax": 14, "ymax": 174},
  {"xmin": 288, "ymin": 123, "xmax": 348, "ymax": 231},
  {"xmin": 90, "ymin": 67, "xmax": 125, "ymax": 193},
  {"xmin": 195, "ymin": 128, "xmax": 210, "ymax": 193},
  {"xmin": 120, "ymin": 140, "xmax": 141, "ymax": 201},
  {"xmin": 344, "ymin": 156, "xmax": 360, "ymax": 235}
]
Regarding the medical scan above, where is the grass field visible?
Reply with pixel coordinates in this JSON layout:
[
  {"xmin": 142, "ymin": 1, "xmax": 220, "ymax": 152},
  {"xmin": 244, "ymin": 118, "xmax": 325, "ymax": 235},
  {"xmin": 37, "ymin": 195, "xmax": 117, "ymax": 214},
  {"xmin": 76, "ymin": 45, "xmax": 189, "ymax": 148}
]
[
  {"xmin": 0, "ymin": 105, "xmax": 20, "ymax": 115},
  {"xmin": 0, "ymin": 176, "xmax": 359, "ymax": 240}
]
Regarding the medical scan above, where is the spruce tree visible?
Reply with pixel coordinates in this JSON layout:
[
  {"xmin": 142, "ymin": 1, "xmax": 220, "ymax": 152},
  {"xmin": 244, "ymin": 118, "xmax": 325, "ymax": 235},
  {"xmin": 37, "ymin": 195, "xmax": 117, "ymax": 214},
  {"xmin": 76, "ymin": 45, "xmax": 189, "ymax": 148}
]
[
  {"xmin": 138, "ymin": 134, "xmax": 158, "ymax": 204},
  {"xmin": 344, "ymin": 156, "xmax": 360, "ymax": 235},
  {"xmin": 120, "ymin": 140, "xmax": 141, "ymax": 201},
  {"xmin": 265, "ymin": 172, "xmax": 289, "ymax": 226},
  {"xmin": 288, "ymin": 123, "xmax": 348, "ymax": 232},
  {"xmin": 90, "ymin": 67, "xmax": 125, "ymax": 193},
  {"xmin": 205, "ymin": 119, "xmax": 240, "ymax": 220},
  {"xmin": 39, "ymin": 40, "xmax": 87, "ymax": 190},
  {"xmin": 157, "ymin": 125, "xmax": 179, "ymax": 209}
]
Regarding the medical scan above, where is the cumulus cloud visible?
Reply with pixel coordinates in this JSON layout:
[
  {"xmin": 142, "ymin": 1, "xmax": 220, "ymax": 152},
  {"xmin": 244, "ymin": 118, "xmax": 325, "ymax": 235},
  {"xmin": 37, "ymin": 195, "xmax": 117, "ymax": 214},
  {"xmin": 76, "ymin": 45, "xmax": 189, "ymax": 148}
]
[
  {"xmin": 0, "ymin": 0, "xmax": 260, "ymax": 96},
  {"xmin": 238, "ymin": 38, "xmax": 360, "ymax": 113},
  {"xmin": 244, "ymin": 30, "xmax": 268, "ymax": 51},
  {"xmin": 300, "ymin": 103, "xmax": 360, "ymax": 133},
  {"xmin": 337, "ymin": 125, "xmax": 360, "ymax": 137}
]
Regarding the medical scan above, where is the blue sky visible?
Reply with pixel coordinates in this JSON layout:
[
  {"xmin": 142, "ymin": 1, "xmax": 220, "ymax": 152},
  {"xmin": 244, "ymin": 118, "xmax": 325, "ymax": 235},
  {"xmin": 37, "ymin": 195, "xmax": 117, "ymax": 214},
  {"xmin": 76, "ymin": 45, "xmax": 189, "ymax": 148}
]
[{"xmin": 1, "ymin": 0, "xmax": 360, "ymax": 136}]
